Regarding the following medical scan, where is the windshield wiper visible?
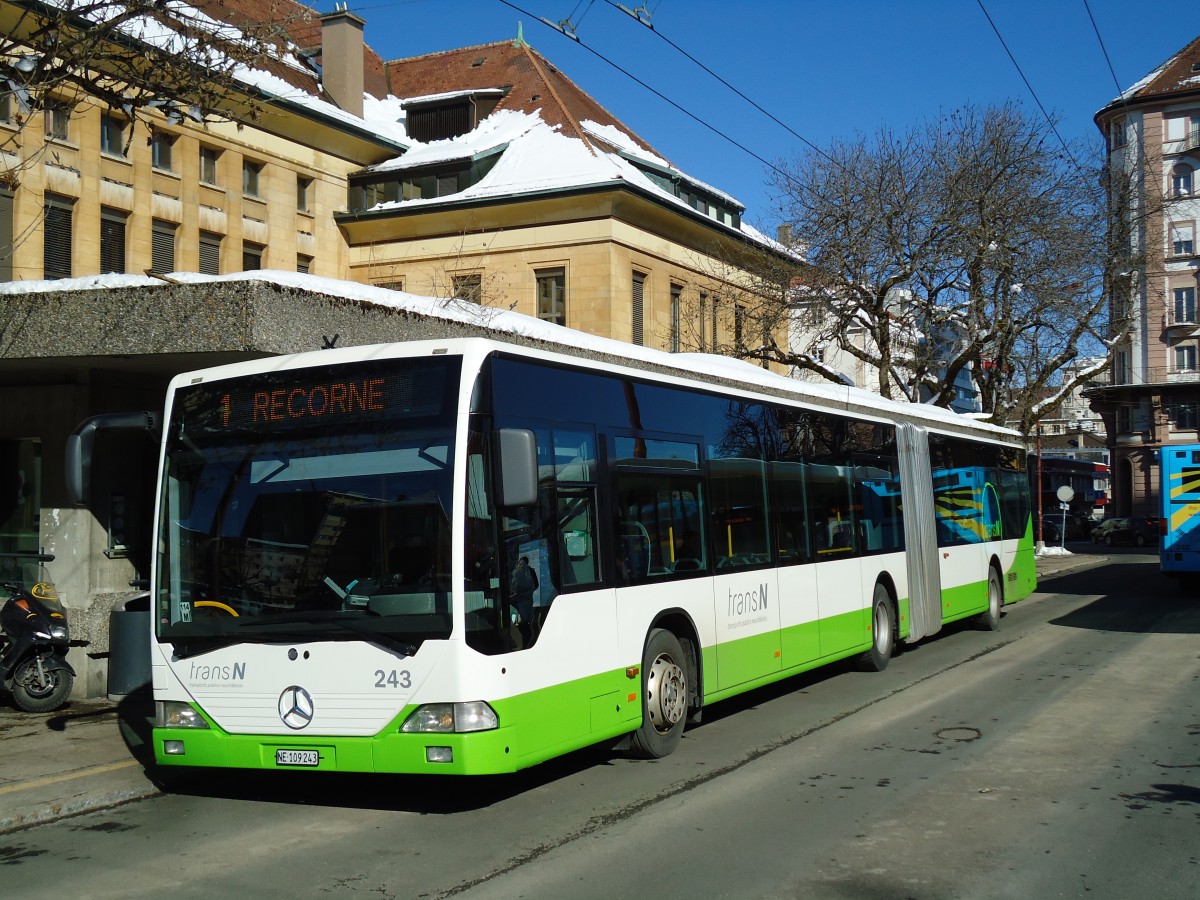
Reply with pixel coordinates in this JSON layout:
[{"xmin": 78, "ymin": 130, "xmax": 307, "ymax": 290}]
[{"xmin": 233, "ymin": 615, "xmax": 419, "ymax": 658}]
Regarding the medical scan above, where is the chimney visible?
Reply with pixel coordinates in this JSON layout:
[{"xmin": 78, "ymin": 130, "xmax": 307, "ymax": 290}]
[{"xmin": 320, "ymin": 5, "xmax": 365, "ymax": 118}]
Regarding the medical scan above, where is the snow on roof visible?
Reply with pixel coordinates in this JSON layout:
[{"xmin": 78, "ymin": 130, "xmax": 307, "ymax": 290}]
[
  {"xmin": 358, "ymin": 107, "xmax": 771, "ymax": 248},
  {"xmin": 0, "ymin": 269, "xmax": 1014, "ymax": 437},
  {"xmin": 401, "ymin": 88, "xmax": 506, "ymax": 106}
]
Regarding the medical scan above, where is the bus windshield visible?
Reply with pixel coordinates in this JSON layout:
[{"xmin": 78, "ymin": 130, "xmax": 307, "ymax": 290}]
[{"xmin": 155, "ymin": 357, "xmax": 460, "ymax": 656}]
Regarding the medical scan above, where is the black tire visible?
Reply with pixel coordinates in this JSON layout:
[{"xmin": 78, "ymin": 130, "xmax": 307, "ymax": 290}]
[
  {"xmin": 1135, "ymin": 533, "xmax": 1146, "ymax": 547},
  {"xmin": 11, "ymin": 657, "xmax": 74, "ymax": 713},
  {"xmin": 1104, "ymin": 534, "xmax": 1113, "ymax": 547},
  {"xmin": 858, "ymin": 583, "xmax": 896, "ymax": 672},
  {"xmin": 974, "ymin": 567, "xmax": 1003, "ymax": 631},
  {"xmin": 629, "ymin": 628, "xmax": 689, "ymax": 759}
]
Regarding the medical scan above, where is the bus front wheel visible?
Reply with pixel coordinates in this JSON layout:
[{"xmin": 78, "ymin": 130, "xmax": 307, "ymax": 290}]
[
  {"xmin": 858, "ymin": 583, "xmax": 896, "ymax": 672},
  {"xmin": 974, "ymin": 568, "xmax": 1003, "ymax": 631},
  {"xmin": 629, "ymin": 628, "xmax": 688, "ymax": 759}
]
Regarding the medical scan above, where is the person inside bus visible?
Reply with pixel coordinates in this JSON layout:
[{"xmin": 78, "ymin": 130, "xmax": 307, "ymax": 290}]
[{"xmin": 509, "ymin": 555, "xmax": 539, "ymax": 647}]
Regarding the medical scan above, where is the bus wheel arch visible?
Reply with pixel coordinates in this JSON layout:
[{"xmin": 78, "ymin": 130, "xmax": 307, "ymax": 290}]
[
  {"xmin": 629, "ymin": 620, "xmax": 694, "ymax": 759},
  {"xmin": 858, "ymin": 578, "xmax": 897, "ymax": 672}
]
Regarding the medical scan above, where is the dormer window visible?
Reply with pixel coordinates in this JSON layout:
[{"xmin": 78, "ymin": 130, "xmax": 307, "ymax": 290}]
[
  {"xmin": 347, "ymin": 148, "xmax": 503, "ymax": 212},
  {"xmin": 401, "ymin": 89, "xmax": 506, "ymax": 142}
]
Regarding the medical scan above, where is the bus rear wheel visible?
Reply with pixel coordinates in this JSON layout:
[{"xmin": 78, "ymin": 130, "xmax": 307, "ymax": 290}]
[
  {"xmin": 629, "ymin": 628, "xmax": 688, "ymax": 759},
  {"xmin": 858, "ymin": 584, "xmax": 895, "ymax": 672}
]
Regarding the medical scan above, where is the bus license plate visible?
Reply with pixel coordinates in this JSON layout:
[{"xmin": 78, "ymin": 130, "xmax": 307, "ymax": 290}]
[{"xmin": 276, "ymin": 749, "xmax": 320, "ymax": 767}]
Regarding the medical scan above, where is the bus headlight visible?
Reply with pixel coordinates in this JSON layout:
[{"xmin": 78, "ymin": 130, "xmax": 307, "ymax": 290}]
[
  {"xmin": 156, "ymin": 700, "xmax": 210, "ymax": 729},
  {"xmin": 401, "ymin": 701, "xmax": 498, "ymax": 734}
]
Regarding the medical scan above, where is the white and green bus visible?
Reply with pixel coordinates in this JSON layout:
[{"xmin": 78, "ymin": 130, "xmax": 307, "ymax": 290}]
[{"xmin": 118, "ymin": 336, "xmax": 1035, "ymax": 774}]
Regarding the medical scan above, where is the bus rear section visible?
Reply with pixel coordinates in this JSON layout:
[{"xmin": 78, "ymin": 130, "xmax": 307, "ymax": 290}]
[{"xmin": 1160, "ymin": 444, "xmax": 1200, "ymax": 582}]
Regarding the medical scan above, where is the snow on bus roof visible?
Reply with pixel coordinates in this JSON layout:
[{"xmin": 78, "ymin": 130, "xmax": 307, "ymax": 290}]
[{"xmin": 0, "ymin": 269, "xmax": 1015, "ymax": 438}]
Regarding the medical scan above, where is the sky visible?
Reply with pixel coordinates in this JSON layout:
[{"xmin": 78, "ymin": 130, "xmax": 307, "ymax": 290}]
[{"xmin": 339, "ymin": 0, "xmax": 1187, "ymax": 232}]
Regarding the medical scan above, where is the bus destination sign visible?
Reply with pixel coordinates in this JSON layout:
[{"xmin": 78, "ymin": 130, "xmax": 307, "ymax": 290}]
[{"xmin": 176, "ymin": 359, "xmax": 459, "ymax": 435}]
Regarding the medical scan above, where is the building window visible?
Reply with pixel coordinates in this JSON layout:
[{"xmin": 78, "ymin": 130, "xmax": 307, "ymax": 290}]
[
  {"xmin": 734, "ymin": 304, "xmax": 746, "ymax": 351},
  {"xmin": 711, "ymin": 295, "xmax": 720, "ymax": 349},
  {"xmin": 152, "ymin": 219, "xmax": 176, "ymax": 273},
  {"xmin": 0, "ymin": 93, "xmax": 11, "ymax": 124},
  {"xmin": 0, "ymin": 188, "xmax": 13, "ymax": 282},
  {"xmin": 698, "ymin": 292, "xmax": 709, "ymax": 351},
  {"xmin": 99, "ymin": 207, "xmax": 127, "ymax": 274},
  {"xmin": 297, "ymin": 175, "xmax": 312, "ymax": 213},
  {"xmin": 1172, "ymin": 403, "xmax": 1200, "ymax": 430},
  {"xmin": 1171, "ymin": 223, "xmax": 1195, "ymax": 256},
  {"xmin": 631, "ymin": 271, "xmax": 645, "ymax": 346},
  {"xmin": 44, "ymin": 102, "xmax": 69, "ymax": 141},
  {"xmin": 452, "ymin": 273, "xmax": 483, "ymax": 304},
  {"xmin": 242, "ymin": 241, "xmax": 263, "ymax": 271},
  {"xmin": 1116, "ymin": 405, "xmax": 1132, "ymax": 434},
  {"xmin": 1107, "ymin": 117, "xmax": 1127, "ymax": 150},
  {"xmin": 200, "ymin": 146, "xmax": 220, "ymax": 185},
  {"xmin": 1175, "ymin": 344, "xmax": 1196, "ymax": 373},
  {"xmin": 100, "ymin": 114, "xmax": 126, "ymax": 157},
  {"xmin": 1175, "ymin": 287, "xmax": 1197, "ymax": 324},
  {"xmin": 151, "ymin": 131, "xmax": 174, "ymax": 171},
  {"xmin": 243, "ymin": 160, "xmax": 263, "ymax": 198},
  {"xmin": 1172, "ymin": 164, "xmax": 1194, "ymax": 197},
  {"xmin": 297, "ymin": 254, "xmax": 312, "ymax": 274},
  {"xmin": 43, "ymin": 193, "xmax": 73, "ymax": 279},
  {"xmin": 536, "ymin": 267, "xmax": 566, "ymax": 326},
  {"xmin": 198, "ymin": 230, "xmax": 221, "ymax": 275},
  {"xmin": 669, "ymin": 283, "xmax": 682, "ymax": 353}
]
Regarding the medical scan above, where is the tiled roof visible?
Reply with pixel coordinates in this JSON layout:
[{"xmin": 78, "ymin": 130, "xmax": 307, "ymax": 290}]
[
  {"xmin": 1117, "ymin": 34, "xmax": 1200, "ymax": 103},
  {"xmin": 384, "ymin": 39, "xmax": 662, "ymax": 158},
  {"xmin": 189, "ymin": 0, "xmax": 390, "ymax": 100}
]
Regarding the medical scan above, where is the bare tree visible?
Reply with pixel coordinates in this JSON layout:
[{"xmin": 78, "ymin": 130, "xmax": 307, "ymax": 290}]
[
  {"xmin": 0, "ymin": 0, "xmax": 304, "ymax": 188},
  {"xmin": 715, "ymin": 102, "xmax": 1139, "ymax": 435}
]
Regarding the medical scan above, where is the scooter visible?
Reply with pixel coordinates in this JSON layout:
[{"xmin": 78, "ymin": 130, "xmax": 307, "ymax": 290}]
[{"xmin": 0, "ymin": 553, "xmax": 75, "ymax": 712}]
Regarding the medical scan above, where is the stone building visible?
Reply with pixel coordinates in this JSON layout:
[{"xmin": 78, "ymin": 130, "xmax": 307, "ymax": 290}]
[{"xmin": 1089, "ymin": 35, "xmax": 1200, "ymax": 516}]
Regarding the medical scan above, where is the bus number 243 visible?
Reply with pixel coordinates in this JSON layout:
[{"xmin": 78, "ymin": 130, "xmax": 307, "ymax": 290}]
[{"xmin": 375, "ymin": 669, "xmax": 412, "ymax": 689}]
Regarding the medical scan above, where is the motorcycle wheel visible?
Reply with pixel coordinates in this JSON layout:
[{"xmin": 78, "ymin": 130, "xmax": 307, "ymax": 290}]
[{"xmin": 11, "ymin": 657, "xmax": 74, "ymax": 713}]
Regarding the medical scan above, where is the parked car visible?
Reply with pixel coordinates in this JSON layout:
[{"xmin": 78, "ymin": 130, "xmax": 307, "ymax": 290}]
[
  {"xmin": 1091, "ymin": 516, "xmax": 1159, "ymax": 547},
  {"xmin": 1038, "ymin": 516, "xmax": 1063, "ymax": 544}
]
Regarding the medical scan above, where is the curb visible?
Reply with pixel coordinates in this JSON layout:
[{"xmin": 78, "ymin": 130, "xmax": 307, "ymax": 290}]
[{"xmin": 0, "ymin": 781, "xmax": 161, "ymax": 834}]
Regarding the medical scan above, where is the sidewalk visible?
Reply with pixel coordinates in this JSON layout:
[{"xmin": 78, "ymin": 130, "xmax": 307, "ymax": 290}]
[
  {"xmin": 0, "ymin": 549, "xmax": 1108, "ymax": 834},
  {"xmin": 0, "ymin": 696, "xmax": 161, "ymax": 833}
]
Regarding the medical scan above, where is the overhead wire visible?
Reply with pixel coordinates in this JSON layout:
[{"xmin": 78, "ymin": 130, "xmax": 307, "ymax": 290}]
[
  {"xmin": 496, "ymin": 0, "xmax": 811, "ymax": 193},
  {"xmin": 974, "ymin": 0, "xmax": 1082, "ymax": 172},
  {"xmin": 1081, "ymin": 0, "xmax": 1128, "ymax": 106}
]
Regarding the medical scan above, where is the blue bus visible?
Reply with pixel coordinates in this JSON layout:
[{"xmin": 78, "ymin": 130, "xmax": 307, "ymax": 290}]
[{"xmin": 1160, "ymin": 444, "xmax": 1200, "ymax": 582}]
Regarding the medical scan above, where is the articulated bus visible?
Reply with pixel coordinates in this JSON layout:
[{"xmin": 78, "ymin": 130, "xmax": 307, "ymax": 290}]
[
  {"xmin": 81, "ymin": 337, "xmax": 1035, "ymax": 774},
  {"xmin": 1160, "ymin": 443, "xmax": 1200, "ymax": 584}
]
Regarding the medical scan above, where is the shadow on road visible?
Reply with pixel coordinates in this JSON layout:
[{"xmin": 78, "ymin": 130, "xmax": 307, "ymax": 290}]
[{"xmin": 1043, "ymin": 558, "xmax": 1200, "ymax": 635}]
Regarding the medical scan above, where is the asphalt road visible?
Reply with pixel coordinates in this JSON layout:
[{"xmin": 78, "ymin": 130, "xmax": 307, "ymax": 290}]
[{"xmin": 2, "ymin": 550, "xmax": 1197, "ymax": 899}]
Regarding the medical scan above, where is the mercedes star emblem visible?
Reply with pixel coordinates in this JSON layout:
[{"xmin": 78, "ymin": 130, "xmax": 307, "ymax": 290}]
[{"xmin": 278, "ymin": 685, "xmax": 314, "ymax": 730}]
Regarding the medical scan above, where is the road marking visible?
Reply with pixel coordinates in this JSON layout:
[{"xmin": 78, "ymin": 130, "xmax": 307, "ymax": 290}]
[{"xmin": 0, "ymin": 759, "xmax": 142, "ymax": 795}]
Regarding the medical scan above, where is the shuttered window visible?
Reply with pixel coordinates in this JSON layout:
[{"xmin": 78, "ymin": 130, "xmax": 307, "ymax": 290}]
[
  {"xmin": 243, "ymin": 242, "xmax": 263, "ymax": 271},
  {"xmin": 297, "ymin": 254, "xmax": 312, "ymax": 274},
  {"xmin": 43, "ymin": 193, "xmax": 73, "ymax": 280},
  {"xmin": 0, "ymin": 188, "xmax": 13, "ymax": 282},
  {"xmin": 152, "ymin": 220, "xmax": 176, "ymax": 273},
  {"xmin": 631, "ymin": 271, "xmax": 645, "ymax": 346},
  {"xmin": 199, "ymin": 231, "xmax": 221, "ymax": 275},
  {"xmin": 100, "ymin": 207, "xmax": 127, "ymax": 274}
]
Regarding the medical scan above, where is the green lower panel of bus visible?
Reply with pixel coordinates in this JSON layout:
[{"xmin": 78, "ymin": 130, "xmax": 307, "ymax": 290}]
[
  {"xmin": 155, "ymin": 666, "xmax": 642, "ymax": 776},
  {"xmin": 155, "ymin": 553, "xmax": 1036, "ymax": 776}
]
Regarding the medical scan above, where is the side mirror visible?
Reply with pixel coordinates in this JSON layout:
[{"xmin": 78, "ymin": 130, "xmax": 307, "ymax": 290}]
[{"xmin": 495, "ymin": 428, "xmax": 538, "ymax": 507}]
